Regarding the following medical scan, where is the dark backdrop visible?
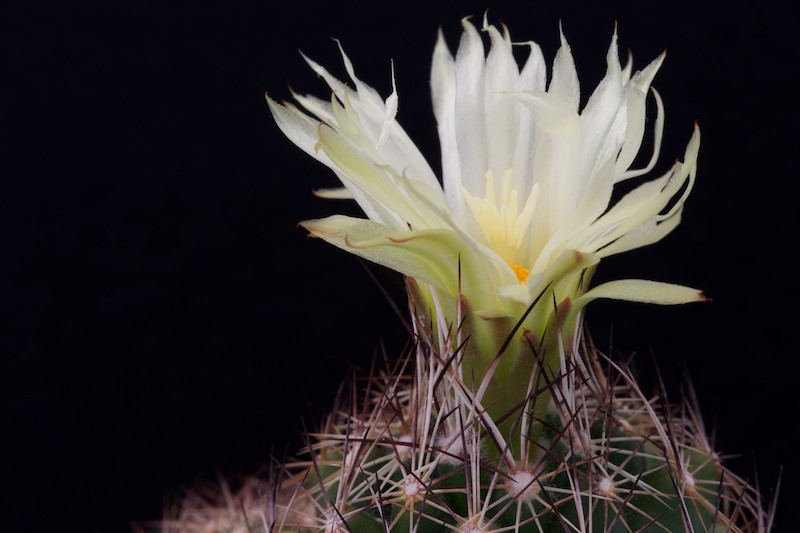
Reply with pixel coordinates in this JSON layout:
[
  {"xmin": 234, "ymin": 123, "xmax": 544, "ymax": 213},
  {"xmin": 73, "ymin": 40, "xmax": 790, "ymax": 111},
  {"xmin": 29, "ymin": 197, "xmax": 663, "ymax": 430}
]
[{"xmin": 2, "ymin": 1, "xmax": 794, "ymax": 531}]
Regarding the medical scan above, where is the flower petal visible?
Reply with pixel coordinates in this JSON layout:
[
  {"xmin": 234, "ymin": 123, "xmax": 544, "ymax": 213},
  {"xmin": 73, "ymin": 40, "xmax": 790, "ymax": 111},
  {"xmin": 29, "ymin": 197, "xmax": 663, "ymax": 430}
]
[
  {"xmin": 511, "ymin": 40, "xmax": 546, "ymax": 187},
  {"xmin": 579, "ymin": 28, "xmax": 624, "ymax": 181},
  {"xmin": 453, "ymin": 19, "xmax": 489, "ymax": 198},
  {"xmin": 548, "ymin": 26, "xmax": 580, "ymax": 112},
  {"xmin": 300, "ymin": 215, "xmax": 504, "ymax": 305},
  {"xmin": 297, "ymin": 49, "xmax": 441, "ymax": 191},
  {"xmin": 484, "ymin": 23, "xmax": 521, "ymax": 176},
  {"xmin": 568, "ymin": 123, "xmax": 700, "ymax": 257},
  {"xmin": 514, "ymin": 89, "xmax": 582, "ymax": 233},
  {"xmin": 312, "ymin": 187, "xmax": 353, "ymax": 199},
  {"xmin": 266, "ymin": 95, "xmax": 328, "ymax": 161},
  {"xmin": 577, "ymin": 279, "xmax": 708, "ymax": 306},
  {"xmin": 316, "ymin": 124, "xmax": 448, "ymax": 230},
  {"xmin": 431, "ymin": 27, "xmax": 462, "ymax": 219},
  {"xmin": 499, "ymin": 249, "xmax": 600, "ymax": 305},
  {"xmin": 618, "ymin": 55, "xmax": 666, "ymax": 179}
]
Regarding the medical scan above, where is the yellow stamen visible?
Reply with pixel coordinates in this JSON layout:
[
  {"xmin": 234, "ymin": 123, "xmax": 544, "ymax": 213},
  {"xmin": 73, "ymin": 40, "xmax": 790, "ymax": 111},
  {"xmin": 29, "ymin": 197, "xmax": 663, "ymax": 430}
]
[
  {"xmin": 512, "ymin": 264, "xmax": 530, "ymax": 284},
  {"xmin": 462, "ymin": 169, "xmax": 540, "ymax": 281}
]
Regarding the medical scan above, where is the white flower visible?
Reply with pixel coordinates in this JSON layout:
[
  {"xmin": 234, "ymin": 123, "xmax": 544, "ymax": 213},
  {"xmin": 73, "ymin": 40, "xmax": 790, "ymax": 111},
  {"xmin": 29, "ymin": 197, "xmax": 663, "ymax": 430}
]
[{"xmin": 268, "ymin": 17, "xmax": 704, "ymax": 376}]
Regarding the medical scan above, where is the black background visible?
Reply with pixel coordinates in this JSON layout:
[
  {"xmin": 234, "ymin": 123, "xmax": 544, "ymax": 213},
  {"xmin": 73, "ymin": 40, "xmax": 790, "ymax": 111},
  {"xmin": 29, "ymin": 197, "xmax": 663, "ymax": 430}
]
[{"xmin": 2, "ymin": 1, "xmax": 795, "ymax": 531}]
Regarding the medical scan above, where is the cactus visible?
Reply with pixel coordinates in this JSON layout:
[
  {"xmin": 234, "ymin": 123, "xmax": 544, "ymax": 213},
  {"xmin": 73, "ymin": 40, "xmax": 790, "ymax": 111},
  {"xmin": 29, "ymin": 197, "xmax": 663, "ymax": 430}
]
[
  {"xmin": 147, "ymin": 316, "xmax": 775, "ymax": 533},
  {"xmin": 141, "ymin": 14, "xmax": 779, "ymax": 533}
]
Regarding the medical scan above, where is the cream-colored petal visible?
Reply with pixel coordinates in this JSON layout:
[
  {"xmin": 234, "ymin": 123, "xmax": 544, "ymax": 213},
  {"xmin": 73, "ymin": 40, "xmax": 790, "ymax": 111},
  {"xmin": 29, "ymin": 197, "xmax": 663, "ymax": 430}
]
[
  {"xmin": 596, "ymin": 208, "xmax": 681, "ymax": 257},
  {"xmin": 517, "ymin": 40, "xmax": 547, "ymax": 93},
  {"xmin": 501, "ymin": 249, "xmax": 600, "ymax": 305},
  {"xmin": 618, "ymin": 56, "xmax": 667, "ymax": 180},
  {"xmin": 562, "ymin": 173, "xmax": 670, "ymax": 254},
  {"xmin": 301, "ymin": 48, "xmax": 441, "ymax": 191},
  {"xmin": 453, "ymin": 19, "xmax": 489, "ymax": 197},
  {"xmin": 511, "ymin": 90, "xmax": 580, "ymax": 133},
  {"xmin": 301, "ymin": 52, "xmax": 349, "ymax": 100},
  {"xmin": 579, "ymin": 28, "xmax": 624, "ymax": 180},
  {"xmin": 312, "ymin": 187, "xmax": 354, "ymax": 199},
  {"xmin": 333, "ymin": 39, "xmax": 389, "ymax": 119},
  {"xmin": 577, "ymin": 279, "xmax": 707, "ymax": 306},
  {"xmin": 531, "ymin": 156, "xmax": 617, "ymax": 272},
  {"xmin": 316, "ymin": 125, "xmax": 448, "ymax": 230},
  {"xmin": 568, "ymin": 124, "xmax": 699, "ymax": 255},
  {"xmin": 431, "ymin": 27, "xmax": 465, "ymax": 223},
  {"xmin": 290, "ymin": 90, "xmax": 336, "ymax": 124},
  {"xmin": 548, "ymin": 26, "xmax": 580, "ymax": 112},
  {"xmin": 301, "ymin": 215, "xmax": 502, "ymax": 305},
  {"xmin": 266, "ymin": 96, "xmax": 328, "ymax": 160},
  {"xmin": 515, "ymin": 90, "xmax": 582, "ymax": 235},
  {"xmin": 616, "ymin": 86, "xmax": 661, "ymax": 179},
  {"xmin": 511, "ymin": 41, "xmax": 546, "ymax": 187},
  {"xmin": 484, "ymin": 24, "xmax": 521, "ymax": 176}
]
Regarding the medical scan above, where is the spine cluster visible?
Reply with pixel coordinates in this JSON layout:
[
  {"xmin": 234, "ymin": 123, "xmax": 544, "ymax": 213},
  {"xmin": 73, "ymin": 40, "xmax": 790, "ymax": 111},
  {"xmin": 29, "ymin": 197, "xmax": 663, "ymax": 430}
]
[{"xmin": 148, "ymin": 320, "xmax": 775, "ymax": 532}]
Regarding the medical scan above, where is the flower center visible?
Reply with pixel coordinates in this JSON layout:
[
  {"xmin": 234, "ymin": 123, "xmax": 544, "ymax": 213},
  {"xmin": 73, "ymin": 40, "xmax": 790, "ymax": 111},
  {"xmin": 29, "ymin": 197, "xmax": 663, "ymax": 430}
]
[
  {"xmin": 511, "ymin": 264, "xmax": 531, "ymax": 284},
  {"xmin": 462, "ymin": 170, "xmax": 539, "ymax": 283}
]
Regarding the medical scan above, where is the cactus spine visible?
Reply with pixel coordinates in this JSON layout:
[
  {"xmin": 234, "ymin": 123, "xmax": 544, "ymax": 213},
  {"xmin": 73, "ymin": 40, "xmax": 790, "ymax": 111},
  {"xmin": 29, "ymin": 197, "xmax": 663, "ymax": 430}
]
[{"xmin": 149, "ymin": 292, "xmax": 775, "ymax": 532}]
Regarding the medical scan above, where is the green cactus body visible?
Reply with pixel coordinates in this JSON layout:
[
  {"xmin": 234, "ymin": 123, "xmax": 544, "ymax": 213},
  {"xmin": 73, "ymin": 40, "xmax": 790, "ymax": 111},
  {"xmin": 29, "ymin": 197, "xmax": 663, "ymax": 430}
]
[{"xmin": 150, "ymin": 331, "xmax": 771, "ymax": 533}]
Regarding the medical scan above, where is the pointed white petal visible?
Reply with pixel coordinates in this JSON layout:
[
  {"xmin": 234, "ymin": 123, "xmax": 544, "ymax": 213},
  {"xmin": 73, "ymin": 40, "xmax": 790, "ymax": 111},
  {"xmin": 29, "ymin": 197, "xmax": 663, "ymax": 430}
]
[
  {"xmin": 512, "ymin": 90, "xmax": 580, "ymax": 132},
  {"xmin": 548, "ymin": 26, "xmax": 580, "ymax": 112},
  {"xmin": 378, "ymin": 62, "xmax": 398, "ymax": 146},
  {"xmin": 511, "ymin": 41, "xmax": 546, "ymax": 191},
  {"xmin": 316, "ymin": 124, "xmax": 448, "ymax": 230},
  {"xmin": 484, "ymin": 24, "xmax": 521, "ymax": 175},
  {"xmin": 453, "ymin": 19, "xmax": 489, "ymax": 197},
  {"xmin": 597, "ymin": 208, "xmax": 682, "ymax": 257},
  {"xmin": 301, "ymin": 51, "xmax": 348, "ymax": 98},
  {"xmin": 267, "ymin": 95, "xmax": 332, "ymax": 162},
  {"xmin": 619, "ymin": 54, "xmax": 667, "ymax": 179},
  {"xmin": 514, "ymin": 90, "xmax": 582, "ymax": 238},
  {"xmin": 303, "ymin": 46, "xmax": 441, "ymax": 191},
  {"xmin": 579, "ymin": 30, "xmax": 625, "ymax": 183},
  {"xmin": 431, "ymin": 27, "xmax": 464, "ymax": 220},
  {"xmin": 566, "ymin": 123, "xmax": 699, "ymax": 256},
  {"xmin": 578, "ymin": 279, "xmax": 707, "ymax": 306},
  {"xmin": 290, "ymin": 89, "xmax": 336, "ymax": 124},
  {"xmin": 312, "ymin": 187, "xmax": 354, "ymax": 199},
  {"xmin": 301, "ymin": 215, "xmax": 503, "ymax": 304},
  {"xmin": 333, "ymin": 40, "xmax": 385, "ymax": 114},
  {"xmin": 518, "ymin": 41, "xmax": 547, "ymax": 92}
]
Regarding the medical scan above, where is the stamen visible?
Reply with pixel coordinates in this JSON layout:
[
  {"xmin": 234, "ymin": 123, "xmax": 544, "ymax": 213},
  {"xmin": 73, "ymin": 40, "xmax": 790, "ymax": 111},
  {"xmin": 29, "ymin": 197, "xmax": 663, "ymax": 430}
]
[
  {"xmin": 512, "ymin": 264, "xmax": 530, "ymax": 283},
  {"xmin": 462, "ymin": 169, "xmax": 539, "ymax": 281}
]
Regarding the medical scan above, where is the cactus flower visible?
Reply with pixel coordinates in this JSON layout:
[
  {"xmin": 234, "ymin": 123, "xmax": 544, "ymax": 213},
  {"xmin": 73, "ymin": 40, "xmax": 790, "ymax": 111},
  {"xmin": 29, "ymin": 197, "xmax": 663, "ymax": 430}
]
[
  {"xmin": 268, "ymin": 17, "xmax": 705, "ymax": 420},
  {"xmin": 150, "ymin": 17, "xmax": 774, "ymax": 533}
]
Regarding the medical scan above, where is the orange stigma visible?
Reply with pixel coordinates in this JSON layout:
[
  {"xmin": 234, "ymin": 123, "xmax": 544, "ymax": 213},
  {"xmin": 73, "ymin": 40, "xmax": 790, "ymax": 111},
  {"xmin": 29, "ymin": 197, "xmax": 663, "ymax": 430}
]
[{"xmin": 512, "ymin": 264, "xmax": 530, "ymax": 284}]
